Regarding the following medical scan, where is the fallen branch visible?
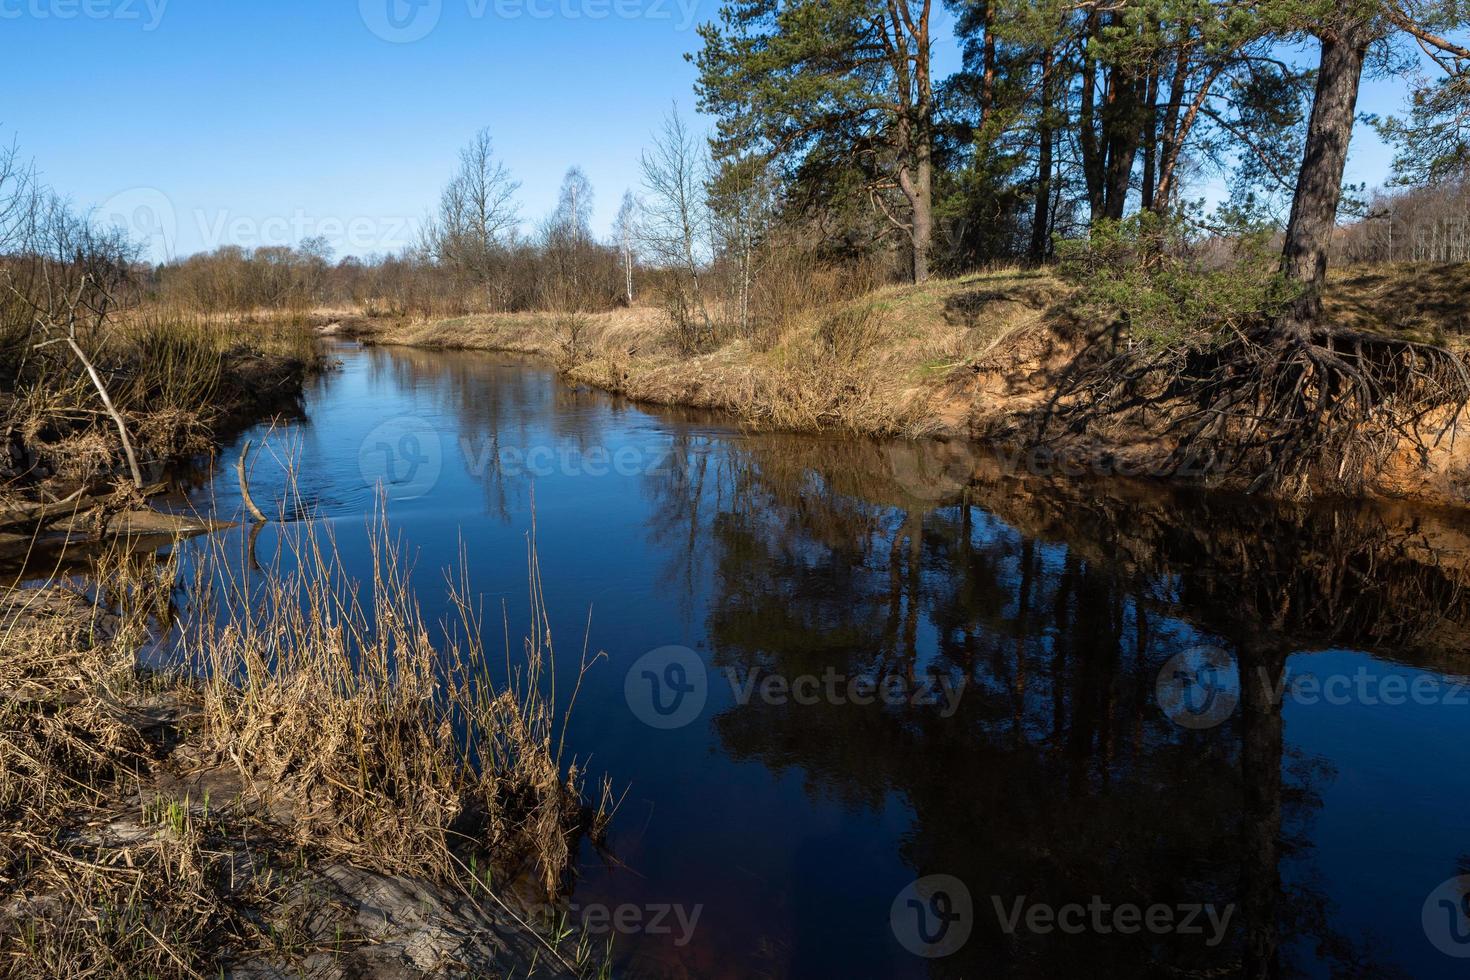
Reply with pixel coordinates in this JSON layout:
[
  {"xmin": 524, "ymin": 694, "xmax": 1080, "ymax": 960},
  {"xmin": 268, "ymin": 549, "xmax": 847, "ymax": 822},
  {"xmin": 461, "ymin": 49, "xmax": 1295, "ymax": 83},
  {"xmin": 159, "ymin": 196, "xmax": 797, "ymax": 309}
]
[
  {"xmin": 235, "ymin": 439, "xmax": 269, "ymax": 523},
  {"xmin": 18, "ymin": 274, "xmax": 144, "ymax": 490},
  {"xmin": 0, "ymin": 483, "xmax": 166, "ymax": 532},
  {"xmin": 63, "ymin": 334, "xmax": 144, "ymax": 490}
]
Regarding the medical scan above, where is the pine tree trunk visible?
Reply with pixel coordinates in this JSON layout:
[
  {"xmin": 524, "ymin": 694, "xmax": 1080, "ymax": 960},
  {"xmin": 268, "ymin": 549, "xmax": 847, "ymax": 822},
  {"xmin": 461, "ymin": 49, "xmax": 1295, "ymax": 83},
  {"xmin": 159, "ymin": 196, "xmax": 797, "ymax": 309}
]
[
  {"xmin": 1101, "ymin": 52, "xmax": 1145, "ymax": 221},
  {"xmin": 1079, "ymin": 12, "xmax": 1105, "ymax": 222},
  {"xmin": 979, "ymin": 1, "xmax": 995, "ymax": 125},
  {"xmin": 1029, "ymin": 49, "xmax": 1055, "ymax": 264},
  {"xmin": 1139, "ymin": 63, "xmax": 1160, "ymax": 211},
  {"xmin": 913, "ymin": 141, "xmax": 932, "ymax": 282},
  {"xmin": 1151, "ymin": 44, "xmax": 1189, "ymax": 215},
  {"xmin": 1279, "ymin": 26, "xmax": 1369, "ymax": 336},
  {"xmin": 913, "ymin": 2, "xmax": 934, "ymax": 284}
]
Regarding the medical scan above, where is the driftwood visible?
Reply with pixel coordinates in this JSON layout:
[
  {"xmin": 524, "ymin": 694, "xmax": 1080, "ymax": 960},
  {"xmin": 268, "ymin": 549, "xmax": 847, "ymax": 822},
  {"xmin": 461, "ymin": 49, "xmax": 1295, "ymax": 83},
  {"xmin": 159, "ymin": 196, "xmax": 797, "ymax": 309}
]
[
  {"xmin": 235, "ymin": 439, "xmax": 269, "ymax": 523},
  {"xmin": 0, "ymin": 482, "xmax": 166, "ymax": 532},
  {"xmin": 0, "ymin": 508, "xmax": 231, "ymax": 566}
]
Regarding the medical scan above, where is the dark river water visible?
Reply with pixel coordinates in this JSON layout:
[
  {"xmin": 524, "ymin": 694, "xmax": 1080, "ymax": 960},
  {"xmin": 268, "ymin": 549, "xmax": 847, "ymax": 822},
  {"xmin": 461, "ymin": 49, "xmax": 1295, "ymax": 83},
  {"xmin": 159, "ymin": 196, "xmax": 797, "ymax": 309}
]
[{"xmin": 170, "ymin": 343, "xmax": 1470, "ymax": 979}]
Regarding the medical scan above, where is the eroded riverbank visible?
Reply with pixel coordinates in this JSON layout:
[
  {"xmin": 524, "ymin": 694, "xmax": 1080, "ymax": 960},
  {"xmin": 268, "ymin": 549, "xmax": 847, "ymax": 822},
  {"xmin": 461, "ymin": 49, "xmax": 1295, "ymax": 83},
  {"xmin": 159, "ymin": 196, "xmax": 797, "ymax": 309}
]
[{"xmin": 336, "ymin": 265, "xmax": 1470, "ymax": 509}]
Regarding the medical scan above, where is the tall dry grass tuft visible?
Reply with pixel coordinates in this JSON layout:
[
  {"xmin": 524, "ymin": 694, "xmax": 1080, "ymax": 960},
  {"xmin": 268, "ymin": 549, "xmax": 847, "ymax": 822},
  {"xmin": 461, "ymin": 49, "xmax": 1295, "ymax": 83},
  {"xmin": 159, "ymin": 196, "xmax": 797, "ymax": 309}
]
[
  {"xmin": 186, "ymin": 501, "xmax": 609, "ymax": 899},
  {"xmin": 1, "ymin": 501, "xmax": 612, "ymax": 977},
  {"xmin": 745, "ymin": 250, "xmax": 887, "ymax": 350},
  {"xmin": 3, "ymin": 304, "xmax": 320, "ymax": 499},
  {"xmin": 0, "ymin": 588, "xmax": 145, "ymax": 818},
  {"xmin": 732, "ymin": 301, "xmax": 917, "ymax": 434}
]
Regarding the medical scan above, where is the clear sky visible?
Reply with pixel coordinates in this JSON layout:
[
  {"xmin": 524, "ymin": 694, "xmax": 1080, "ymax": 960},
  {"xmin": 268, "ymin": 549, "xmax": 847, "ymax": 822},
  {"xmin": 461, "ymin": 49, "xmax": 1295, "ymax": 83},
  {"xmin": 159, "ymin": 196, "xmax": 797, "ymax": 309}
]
[{"xmin": 0, "ymin": 0, "xmax": 1411, "ymax": 261}]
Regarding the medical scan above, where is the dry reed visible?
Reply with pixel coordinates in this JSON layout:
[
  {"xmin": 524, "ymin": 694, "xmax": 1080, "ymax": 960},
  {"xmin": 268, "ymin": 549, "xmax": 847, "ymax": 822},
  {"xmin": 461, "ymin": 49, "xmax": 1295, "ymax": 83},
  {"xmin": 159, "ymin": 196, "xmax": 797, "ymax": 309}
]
[{"xmin": 0, "ymin": 494, "xmax": 612, "ymax": 977}]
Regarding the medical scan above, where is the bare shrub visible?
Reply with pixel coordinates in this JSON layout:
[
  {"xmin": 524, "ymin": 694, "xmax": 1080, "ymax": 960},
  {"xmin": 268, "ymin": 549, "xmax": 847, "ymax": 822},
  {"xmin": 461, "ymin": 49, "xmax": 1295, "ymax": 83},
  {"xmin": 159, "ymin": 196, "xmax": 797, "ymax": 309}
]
[{"xmin": 554, "ymin": 313, "xmax": 590, "ymax": 368}]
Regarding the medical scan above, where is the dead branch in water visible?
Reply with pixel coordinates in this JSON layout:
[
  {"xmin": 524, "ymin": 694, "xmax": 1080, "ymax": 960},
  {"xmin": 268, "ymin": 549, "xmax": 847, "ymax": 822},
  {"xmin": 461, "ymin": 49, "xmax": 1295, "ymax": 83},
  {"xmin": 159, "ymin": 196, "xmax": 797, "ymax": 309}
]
[
  {"xmin": 0, "ymin": 482, "xmax": 167, "ymax": 532},
  {"xmin": 234, "ymin": 438, "xmax": 269, "ymax": 523}
]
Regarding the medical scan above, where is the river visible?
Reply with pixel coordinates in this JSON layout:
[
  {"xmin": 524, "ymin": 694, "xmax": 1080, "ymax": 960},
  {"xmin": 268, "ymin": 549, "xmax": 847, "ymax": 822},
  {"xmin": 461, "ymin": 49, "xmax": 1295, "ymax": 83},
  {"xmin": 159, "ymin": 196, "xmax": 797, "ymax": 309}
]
[{"xmin": 168, "ymin": 342, "xmax": 1470, "ymax": 978}]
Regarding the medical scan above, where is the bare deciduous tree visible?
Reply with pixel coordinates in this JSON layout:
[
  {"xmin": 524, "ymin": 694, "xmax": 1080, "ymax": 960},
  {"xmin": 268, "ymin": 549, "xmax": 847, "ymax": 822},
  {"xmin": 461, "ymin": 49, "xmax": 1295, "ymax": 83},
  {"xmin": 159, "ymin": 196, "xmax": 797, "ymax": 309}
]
[
  {"xmin": 540, "ymin": 167, "xmax": 595, "ymax": 311},
  {"xmin": 423, "ymin": 128, "xmax": 520, "ymax": 307},
  {"xmin": 640, "ymin": 106, "xmax": 713, "ymax": 351}
]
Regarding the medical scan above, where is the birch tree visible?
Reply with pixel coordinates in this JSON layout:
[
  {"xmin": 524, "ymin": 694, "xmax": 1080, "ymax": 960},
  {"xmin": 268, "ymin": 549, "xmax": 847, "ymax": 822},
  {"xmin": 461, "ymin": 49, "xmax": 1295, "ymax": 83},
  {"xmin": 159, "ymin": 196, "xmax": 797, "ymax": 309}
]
[
  {"xmin": 612, "ymin": 190, "xmax": 641, "ymax": 306},
  {"xmin": 423, "ymin": 128, "xmax": 520, "ymax": 304}
]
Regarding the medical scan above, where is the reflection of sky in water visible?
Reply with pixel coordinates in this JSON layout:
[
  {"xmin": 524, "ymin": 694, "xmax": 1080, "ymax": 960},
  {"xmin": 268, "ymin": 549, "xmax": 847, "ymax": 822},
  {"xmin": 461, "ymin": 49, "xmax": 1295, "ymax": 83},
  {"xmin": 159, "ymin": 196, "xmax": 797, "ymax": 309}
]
[{"xmin": 167, "ymin": 343, "xmax": 1470, "ymax": 979}]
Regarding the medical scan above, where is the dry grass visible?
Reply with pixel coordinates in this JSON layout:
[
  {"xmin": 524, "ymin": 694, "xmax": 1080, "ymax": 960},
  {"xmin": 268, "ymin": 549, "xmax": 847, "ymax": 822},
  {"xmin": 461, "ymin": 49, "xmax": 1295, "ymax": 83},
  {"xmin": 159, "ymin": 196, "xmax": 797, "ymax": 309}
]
[
  {"xmin": 1323, "ymin": 263, "xmax": 1470, "ymax": 349},
  {"xmin": 0, "ymin": 505, "xmax": 610, "ymax": 978},
  {"xmin": 353, "ymin": 267, "xmax": 1070, "ymax": 439},
  {"xmin": 1, "ymin": 307, "xmax": 320, "ymax": 503},
  {"xmin": 188, "ymin": 505, "xmax": 609, "ymax": 899}
]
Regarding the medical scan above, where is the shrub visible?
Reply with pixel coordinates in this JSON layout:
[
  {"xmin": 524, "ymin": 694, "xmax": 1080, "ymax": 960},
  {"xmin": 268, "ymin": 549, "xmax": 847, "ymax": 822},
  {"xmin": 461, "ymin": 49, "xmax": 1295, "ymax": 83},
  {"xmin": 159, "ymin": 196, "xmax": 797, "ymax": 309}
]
[{"xmin": 1056, "ymin": 212, "xmax": 1296, "ymax": 349}]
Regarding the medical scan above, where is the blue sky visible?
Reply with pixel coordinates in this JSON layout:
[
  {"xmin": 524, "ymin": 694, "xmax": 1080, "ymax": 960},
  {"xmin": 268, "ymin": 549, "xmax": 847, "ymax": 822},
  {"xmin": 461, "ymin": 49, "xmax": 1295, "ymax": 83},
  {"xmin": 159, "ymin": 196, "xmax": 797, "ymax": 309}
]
[{"xmin": 0, "ymin": 0, "xmax": 1411, "ymax": 261}]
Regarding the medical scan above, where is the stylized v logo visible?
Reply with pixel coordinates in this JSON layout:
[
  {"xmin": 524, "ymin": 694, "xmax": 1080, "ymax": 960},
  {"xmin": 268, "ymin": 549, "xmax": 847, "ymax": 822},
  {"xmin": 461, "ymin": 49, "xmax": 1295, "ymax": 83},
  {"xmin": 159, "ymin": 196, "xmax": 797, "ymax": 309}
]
[
  {"xmin": 642, "ymin": 662, "xmax": 695, "ymax": 716},
  {"xmin": 1175, "ymin": 665, "xmax": 1220, "ymax": 716},
  {"xmin": 376, "ymin": 433, "xmax": 426, "ymax": 483},
  {"xmin": 387, "ymin": 0, "xmax": 430, "ymax": 29},
  {"xmin": 907, "ymin": 890, "xmax": 960, "ymax": 945},
  {"xmin": 1440, "ymin": 894, "xmax": 1470, "ymax": 945}
]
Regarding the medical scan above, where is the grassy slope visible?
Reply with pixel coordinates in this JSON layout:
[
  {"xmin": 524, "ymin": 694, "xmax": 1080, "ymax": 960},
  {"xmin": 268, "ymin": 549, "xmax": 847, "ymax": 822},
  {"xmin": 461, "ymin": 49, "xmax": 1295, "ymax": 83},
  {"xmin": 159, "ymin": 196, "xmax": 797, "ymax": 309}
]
[
  {"xmin": 345, "ymin": 262, "xmax": 1470, "ymax": 502},
  {"xmin": 1323, "ymin": 263, "xmax": 1470, "ymax": 347},
  {"xmin": 351, "ymin": 267, "xmax": 1073, "ymax": 438}
]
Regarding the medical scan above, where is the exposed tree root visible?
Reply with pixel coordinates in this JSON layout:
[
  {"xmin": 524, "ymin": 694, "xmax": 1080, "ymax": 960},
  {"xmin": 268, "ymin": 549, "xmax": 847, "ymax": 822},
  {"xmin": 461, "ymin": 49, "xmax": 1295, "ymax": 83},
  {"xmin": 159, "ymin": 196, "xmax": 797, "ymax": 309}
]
[{"xmin": 1033, "ymin": 323, "xmax": 1470, "ymax": 497}]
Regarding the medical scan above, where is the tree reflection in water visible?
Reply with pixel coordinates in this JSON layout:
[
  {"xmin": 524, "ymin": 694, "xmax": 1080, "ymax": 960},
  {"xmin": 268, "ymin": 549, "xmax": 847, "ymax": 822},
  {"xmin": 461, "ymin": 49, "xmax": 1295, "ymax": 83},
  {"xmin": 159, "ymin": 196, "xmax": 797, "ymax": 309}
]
[
  {"xmin": 275, "ymin": 349, "xmax": 1468, "ymax": 978},
  {"xmin": 643, "ymin": 434, "xmax": 1468, "ymax": 978}
]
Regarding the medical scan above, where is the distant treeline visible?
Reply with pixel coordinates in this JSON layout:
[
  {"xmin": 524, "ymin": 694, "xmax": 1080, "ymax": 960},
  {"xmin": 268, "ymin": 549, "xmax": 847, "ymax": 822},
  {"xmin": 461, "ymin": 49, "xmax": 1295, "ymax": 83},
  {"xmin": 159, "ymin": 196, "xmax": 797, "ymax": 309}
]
[
  {"xmin": 146, "ymin": 120, "xmax": 890, "ymax": 348},
  {"xmin": 1337, "ymin": 176, "xmax": 1470, "ymax": 265}
]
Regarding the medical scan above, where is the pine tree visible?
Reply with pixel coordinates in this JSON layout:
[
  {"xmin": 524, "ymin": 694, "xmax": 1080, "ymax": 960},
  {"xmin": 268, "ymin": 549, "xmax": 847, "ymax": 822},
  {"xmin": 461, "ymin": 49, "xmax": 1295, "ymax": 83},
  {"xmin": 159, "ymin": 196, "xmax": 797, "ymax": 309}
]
[{"xmin": 694, "ymin": 0, "xmax": 937, "ymax": 281}]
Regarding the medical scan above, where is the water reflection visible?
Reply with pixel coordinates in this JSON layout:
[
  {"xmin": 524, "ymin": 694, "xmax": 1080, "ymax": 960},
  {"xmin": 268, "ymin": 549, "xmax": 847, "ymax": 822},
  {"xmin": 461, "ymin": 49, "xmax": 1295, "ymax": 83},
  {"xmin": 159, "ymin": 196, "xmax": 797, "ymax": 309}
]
[
  {"xmin": 180, "ymin": 346, "xmax": 1470, "ymax": 978},
  {"xmin": 629, "ymin": 432, "xmax": 1468, "ymax": 977}
]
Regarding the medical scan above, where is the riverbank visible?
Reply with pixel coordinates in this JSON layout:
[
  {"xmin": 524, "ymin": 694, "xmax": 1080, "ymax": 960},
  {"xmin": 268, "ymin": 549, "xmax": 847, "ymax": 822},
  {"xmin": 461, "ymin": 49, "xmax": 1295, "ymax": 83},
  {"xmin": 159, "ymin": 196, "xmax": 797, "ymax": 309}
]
[
  {"xmin": 0, "ymin": 317, "xmax": 324, "ymax": 569},
  {"xmin": 335, "ymin": 268, "xmax": 1064, "ymax": 439},
  {"xmin": 338, "ymin": 263, "xmax": 1470, "ymax": 507},
  {"xmin": 0, "ymin": 526, "xmax": 603, "ymax": 978},
  {"xmin": 0, "ymin": 315, "xmax": 584, "ymax": 976}
]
